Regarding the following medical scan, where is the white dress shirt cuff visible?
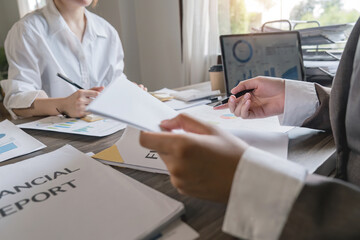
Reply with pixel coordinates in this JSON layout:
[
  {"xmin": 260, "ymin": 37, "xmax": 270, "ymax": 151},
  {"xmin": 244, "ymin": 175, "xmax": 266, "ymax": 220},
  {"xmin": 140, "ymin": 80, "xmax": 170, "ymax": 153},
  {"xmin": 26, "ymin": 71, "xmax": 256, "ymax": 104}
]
[
  {"xmin": 2, "ymin": 89, "xmax": 48, "ymax": 119},
  {"xmin": 223, "ymin": 147, "xmax": 307, "ymax": 240},
  {"xmin": 280, "ymin": 80, "xmax": 319, "ymax": 126}
]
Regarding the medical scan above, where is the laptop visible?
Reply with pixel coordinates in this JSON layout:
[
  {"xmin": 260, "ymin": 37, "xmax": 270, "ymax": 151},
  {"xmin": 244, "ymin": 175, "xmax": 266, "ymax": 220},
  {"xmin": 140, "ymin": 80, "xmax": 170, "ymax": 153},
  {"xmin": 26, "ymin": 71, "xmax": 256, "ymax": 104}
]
[{"xmin": 220, "ymin": 31, "xmax": 305, "ymax": 95}]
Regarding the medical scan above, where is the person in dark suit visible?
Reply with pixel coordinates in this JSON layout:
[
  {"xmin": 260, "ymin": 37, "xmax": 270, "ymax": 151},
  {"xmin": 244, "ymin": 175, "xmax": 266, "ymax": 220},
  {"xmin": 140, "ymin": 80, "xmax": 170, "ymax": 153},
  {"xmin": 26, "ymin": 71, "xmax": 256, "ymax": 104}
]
[{"xmin": 140, "ymin": 18, "xmax": 360, "ymax": 239}]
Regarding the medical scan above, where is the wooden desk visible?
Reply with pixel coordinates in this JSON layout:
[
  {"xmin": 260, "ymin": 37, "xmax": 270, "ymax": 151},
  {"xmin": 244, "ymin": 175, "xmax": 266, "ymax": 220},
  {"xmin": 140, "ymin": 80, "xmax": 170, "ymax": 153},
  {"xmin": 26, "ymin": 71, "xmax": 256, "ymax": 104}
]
[{"xmin": 0, "ymin": 83, "xmax": 336, "ymax": 239}]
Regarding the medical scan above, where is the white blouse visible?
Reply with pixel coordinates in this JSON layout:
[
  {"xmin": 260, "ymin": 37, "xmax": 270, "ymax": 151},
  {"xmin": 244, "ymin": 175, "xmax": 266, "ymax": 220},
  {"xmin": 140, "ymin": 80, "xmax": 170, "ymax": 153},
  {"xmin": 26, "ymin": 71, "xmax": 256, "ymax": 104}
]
[{"xmin": 1, "ymin": 0, "xmax": 127, "ymax": 118}]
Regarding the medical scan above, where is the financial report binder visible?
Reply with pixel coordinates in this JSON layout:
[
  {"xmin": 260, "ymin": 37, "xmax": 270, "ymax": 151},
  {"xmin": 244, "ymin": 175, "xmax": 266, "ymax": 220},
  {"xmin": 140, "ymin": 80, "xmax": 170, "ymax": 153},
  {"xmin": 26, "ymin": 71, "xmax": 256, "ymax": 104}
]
[{"xmin": 0, "ymin": 145, "xmax": 184, "ymax": 240}]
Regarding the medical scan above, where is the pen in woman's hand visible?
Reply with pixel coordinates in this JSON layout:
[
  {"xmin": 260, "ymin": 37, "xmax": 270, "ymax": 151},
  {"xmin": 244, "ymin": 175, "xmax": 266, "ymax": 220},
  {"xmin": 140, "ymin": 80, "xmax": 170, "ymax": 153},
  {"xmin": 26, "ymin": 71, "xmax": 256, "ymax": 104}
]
[{"xmin": 57, "ymin": 73, "xmax": 84, "ymax": 90}]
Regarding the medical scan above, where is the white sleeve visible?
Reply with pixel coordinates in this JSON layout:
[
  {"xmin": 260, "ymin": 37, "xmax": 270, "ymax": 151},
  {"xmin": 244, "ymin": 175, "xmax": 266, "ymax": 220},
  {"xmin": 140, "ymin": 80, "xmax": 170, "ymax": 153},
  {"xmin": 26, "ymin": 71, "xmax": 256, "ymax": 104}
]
[
  {"xmin": 1, "ymin": 22, "xmax": 48, "ymax": 119},
  {"xmin": 278, "ymin": 80, "xmax": 319, "ymax": 126},
  {"xmin": 222, "ymin": 147, "xmax": 307, "ymax": 240}
]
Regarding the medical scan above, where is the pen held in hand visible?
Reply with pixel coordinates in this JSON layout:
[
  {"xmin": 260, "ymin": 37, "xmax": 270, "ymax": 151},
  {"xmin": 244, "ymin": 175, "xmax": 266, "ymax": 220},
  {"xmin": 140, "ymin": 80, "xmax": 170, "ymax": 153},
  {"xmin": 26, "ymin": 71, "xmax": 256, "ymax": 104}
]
[
  {"xmin": 57, "ymin": 73, "xmax": 84, "ymax": 90},
  {"xmin": 213, "ymin": 89, "xmax": 254, "ymax": 107}
]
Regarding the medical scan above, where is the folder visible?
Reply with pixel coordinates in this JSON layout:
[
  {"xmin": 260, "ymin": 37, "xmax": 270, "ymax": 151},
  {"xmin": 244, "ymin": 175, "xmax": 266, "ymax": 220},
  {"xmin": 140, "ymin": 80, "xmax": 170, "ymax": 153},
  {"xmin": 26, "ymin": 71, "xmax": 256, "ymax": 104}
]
[{"xmin": 0, "ymin": 145, "xmax": 184, "ymax": 240}]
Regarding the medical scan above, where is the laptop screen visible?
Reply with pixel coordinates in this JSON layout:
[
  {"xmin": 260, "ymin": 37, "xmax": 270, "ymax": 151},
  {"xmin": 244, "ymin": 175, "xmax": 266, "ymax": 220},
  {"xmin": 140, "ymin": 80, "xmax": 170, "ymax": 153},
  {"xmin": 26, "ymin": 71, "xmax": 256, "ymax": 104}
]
[{"xmin": 220, "ymin": 31, "xmax": 304, "ymax": 95}]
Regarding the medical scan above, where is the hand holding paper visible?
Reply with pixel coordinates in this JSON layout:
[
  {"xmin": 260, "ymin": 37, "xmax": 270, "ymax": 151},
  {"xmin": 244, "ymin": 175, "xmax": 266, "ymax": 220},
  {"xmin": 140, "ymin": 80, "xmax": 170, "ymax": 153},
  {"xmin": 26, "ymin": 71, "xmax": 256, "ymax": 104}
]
[{"xmin": 87, "ymin": 79, "xmax": 178, "ymax": 132}]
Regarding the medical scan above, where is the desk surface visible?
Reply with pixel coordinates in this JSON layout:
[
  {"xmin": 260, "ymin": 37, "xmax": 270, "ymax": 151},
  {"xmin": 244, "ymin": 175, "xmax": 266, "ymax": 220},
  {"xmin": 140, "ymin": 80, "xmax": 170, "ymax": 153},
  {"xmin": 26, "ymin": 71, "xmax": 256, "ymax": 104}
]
[{"xmin": 0, "ymin": 83, "xmax": 336, "ymax": 239}]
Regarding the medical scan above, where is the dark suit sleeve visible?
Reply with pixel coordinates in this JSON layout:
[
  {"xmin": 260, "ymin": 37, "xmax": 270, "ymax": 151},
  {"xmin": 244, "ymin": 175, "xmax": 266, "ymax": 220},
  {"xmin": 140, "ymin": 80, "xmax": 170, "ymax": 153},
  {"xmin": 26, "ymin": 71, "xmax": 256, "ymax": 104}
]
[
  {"xmin": 280, "ymin": 175, "xmax": 360, "ymax": 240},
  {"xmin": 302, "ymin": 84, "xmax": 332, "ymax": 131}
]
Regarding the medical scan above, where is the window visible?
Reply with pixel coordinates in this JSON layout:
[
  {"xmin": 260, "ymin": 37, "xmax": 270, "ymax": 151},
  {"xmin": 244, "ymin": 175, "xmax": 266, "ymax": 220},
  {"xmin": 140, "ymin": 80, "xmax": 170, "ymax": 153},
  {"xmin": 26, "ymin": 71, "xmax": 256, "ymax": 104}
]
[
  {"xmin": 17, "ymin": 0, "xmax": 46, "ymax": 18},
  {"xmin": 218, "ymin": 0, "xmax": 360, "ymax": 35}
]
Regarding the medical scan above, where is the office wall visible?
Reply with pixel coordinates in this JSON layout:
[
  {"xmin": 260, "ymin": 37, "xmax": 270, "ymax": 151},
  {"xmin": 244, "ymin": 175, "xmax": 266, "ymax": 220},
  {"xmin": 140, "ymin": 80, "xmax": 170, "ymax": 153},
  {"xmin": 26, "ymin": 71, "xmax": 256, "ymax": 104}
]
[
  {"xmin": 0, "ymin": 0, "xmax": 20, "ymax": 46},
  {"xmin": 92, "ymin": 0, "xmax": 184, "ymax": 90}
]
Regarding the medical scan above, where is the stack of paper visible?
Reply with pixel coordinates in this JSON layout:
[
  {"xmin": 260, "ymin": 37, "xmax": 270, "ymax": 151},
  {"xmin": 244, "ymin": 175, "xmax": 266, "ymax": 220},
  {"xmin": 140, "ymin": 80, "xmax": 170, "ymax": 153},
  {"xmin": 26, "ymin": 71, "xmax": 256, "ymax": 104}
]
[
  {"xmin": 0, "ymin": 145, "xmax": 184, "ymax": 240},
  {"xmin": 0, "ymin": 120, "xmax": 46, "ymax": 162},
  {"xmin": 88, "ymin": 79, "xmax": 291, "ymax": 173},
  {"xmin": 155, "ymin": 88, "xmax": 212, "ymax": 110},
  {"xmin": 170, "ymin": 89, "xmax": 220, "ymax": 102}
]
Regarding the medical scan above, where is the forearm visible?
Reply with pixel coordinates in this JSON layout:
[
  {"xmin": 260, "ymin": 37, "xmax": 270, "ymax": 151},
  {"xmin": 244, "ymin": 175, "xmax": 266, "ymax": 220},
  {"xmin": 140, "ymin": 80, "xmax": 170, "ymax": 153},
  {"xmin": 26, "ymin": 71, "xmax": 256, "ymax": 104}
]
[
  {"xmin": 12, "ymin": 98, "xmax": 65, "ymax": 118},
  {"xmin": 280, "ymin": 174, "xmax": 360, "ymax": 239},
  {"xmin": 302, "ymin": 83, "xmax": 331, "ymax": 131}
]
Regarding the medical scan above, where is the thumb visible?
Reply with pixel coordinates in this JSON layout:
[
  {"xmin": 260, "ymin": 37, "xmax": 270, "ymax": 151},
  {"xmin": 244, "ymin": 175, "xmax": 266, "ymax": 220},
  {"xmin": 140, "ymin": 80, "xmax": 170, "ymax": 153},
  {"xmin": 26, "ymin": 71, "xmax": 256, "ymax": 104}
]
[
  {"xmin": 231, "ymin": 78, "xmax": 258, "ymax": 95},
  {"xmin": 160, "ymin": 114, "xmax": 215, "ymax": 135},
  {"xmin": 90, "ymin": 86, "xmax": 105, "ymax": 92}
]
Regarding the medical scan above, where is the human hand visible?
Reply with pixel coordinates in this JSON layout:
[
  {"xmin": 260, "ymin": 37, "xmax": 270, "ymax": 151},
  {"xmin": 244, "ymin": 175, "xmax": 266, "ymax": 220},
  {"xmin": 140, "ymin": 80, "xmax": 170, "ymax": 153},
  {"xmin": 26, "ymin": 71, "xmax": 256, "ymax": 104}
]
[
  {"xmin": 140, "ymin": 114, "xmax": 248, "ymax": 203},
  {"xmin": 59, "ymin": 86, "xmax": 104, "ymax": 118},
  {"xmin": 214, "ymin": 76, "xmax": 285, "ymax": 119},
  {"xmin": 138, "ymin": 84, "xmax": 148, "ymax": 92},
  {"xmin": 132, "ymin": 82, "xmax": 148, "ymax": 91}
]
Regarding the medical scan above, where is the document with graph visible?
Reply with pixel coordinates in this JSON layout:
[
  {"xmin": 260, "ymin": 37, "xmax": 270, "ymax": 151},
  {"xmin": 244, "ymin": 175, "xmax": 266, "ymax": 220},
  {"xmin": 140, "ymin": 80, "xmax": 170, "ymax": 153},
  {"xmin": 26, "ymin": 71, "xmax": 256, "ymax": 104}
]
[
  {"xmin": 0, "ymin": 120, "xmax": 46, "ymax": 162},
  {"xmin": 18, "ymin": 116, "xmax": 126, "ymax": 137}
]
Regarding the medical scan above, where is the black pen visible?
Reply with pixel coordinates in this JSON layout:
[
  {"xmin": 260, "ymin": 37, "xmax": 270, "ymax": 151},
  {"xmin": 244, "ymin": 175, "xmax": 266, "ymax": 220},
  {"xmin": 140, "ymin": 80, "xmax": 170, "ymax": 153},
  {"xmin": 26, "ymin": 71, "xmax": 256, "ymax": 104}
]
[
  {"xmin": 214, "ymin": 89, "xmax": 254, "ymax": 107},
  {"xmin": 57, "ymin": 73, "xmax": 84, "ymax": 89}
]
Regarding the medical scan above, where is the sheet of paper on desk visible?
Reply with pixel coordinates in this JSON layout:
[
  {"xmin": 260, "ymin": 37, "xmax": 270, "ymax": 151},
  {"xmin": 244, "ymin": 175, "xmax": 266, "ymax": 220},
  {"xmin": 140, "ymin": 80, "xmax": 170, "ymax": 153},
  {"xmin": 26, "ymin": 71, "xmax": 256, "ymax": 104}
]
[
  {"xmin": 155, "ymin": 88, "xmax": 211, "ymax": 110},
  {"xmin": 181, "ymin": 105, "xmax": 294, "ymax": 133},
  {"xmin": 17, "ymin": 116, "xmax": 126, "ymax": 137},
  {"xmin": 158, "ymin": 220, "xmax": 199, "ymax": 240},
  {"xmin": 0, "ymin": 120, "xmax": 46, "ymax": 162},
  {"xmin": 229, "ymin": 129, "xmax": 289, "ymax": 159},
  {"xmin": 93, "ymin": 126, "xmax": 168, "ymax": 174},
  {"xmin": 0, "ymin": 145, "xmax": 184, "ymax": 240},
  {"xmin": 93, "ymin": 125, "xmax": 288, "ymax": 173},
  {"xmin": 87, "ymin": 79, "xmax": 178, "ymax": 132}
]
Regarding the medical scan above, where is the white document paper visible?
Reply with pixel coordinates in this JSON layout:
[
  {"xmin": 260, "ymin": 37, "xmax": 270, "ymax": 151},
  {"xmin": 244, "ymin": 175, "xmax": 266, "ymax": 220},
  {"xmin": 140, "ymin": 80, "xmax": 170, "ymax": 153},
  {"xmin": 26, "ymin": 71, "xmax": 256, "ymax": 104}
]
[
  {"xmin": 229, "ymin": 129, "xmax": 289, "ymax": 159},
  {"xmin": 158, "ymin": 220, "xmax": 199, "ymax": 240},
  {"xmin": 87, "ymin": 79, "xmax": 178, "ymax": 132},
  {"xmin": 18, "ymin": 116, "xmax": 126, "ymax": 137},
  {"xmin": 156, "ymin": 88, "xmax": 211, "ymax": 110},
  {"xmin": 98, "ymin": 126, "xmax": 169, "ymax": 174},
  {"xmin": 0, "ymin": 145, "xmax": 184, "ymax": 240},
  {"xmin": 97, "ymin": 125, "xmax": 288, "ymax": 173},
  {"xmin": 0, "ymin": 120, "xmax": 46, "ymax": 162},
  {"xmin": 181, "ymin": 105, "xmax": 293, "ymax": 133},
  {"xmin": 170, "ymin": 89, "xmax": 220, "ymax": 102}
]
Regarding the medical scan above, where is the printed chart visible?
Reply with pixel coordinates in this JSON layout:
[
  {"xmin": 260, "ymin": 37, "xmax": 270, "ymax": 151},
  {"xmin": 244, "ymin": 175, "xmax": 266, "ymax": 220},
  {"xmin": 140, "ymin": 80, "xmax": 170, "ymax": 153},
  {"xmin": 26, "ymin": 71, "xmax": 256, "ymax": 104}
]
[
  {"xmin": 18, "ymin": 116, "xmax": 126, "ymax": 137},
  {"xmin": 0, "ymin": 134, "xmax": 18, "ymax": 154},
  {"xmin": 0, "ymin": 120, "xmax": 45, "ymax": 162},
  {"xmin": 181, "ymin": 105, "xmax": 293, "ymax": 133}
]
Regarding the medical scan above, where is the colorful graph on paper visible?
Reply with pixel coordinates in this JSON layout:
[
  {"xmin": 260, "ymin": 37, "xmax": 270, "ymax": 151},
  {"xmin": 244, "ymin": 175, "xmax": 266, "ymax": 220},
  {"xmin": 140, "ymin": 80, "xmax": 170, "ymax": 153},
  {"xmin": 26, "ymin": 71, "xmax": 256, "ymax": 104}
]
[
  {"xmin": 0, "ymin": 134, "xmax": 18, "ymax": 155},
  {"xmin": 18, "ymin": 116, "xmax": 126, "ymax": 137},
  {"xmin": 0, "ymin": 120, "xmax": 46, "ymax": 162},
  {"xmin": 181, "ymin": 105, "xmax": 293, "ymax": 133}
]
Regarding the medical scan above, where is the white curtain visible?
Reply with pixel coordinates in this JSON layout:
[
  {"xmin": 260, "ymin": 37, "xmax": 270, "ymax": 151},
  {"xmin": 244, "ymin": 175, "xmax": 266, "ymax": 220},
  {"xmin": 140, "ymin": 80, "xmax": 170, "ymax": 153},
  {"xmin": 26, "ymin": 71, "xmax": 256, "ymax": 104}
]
[{"xmin": 182, "ymin": 0, "xmax": 219, "ymax": 85}]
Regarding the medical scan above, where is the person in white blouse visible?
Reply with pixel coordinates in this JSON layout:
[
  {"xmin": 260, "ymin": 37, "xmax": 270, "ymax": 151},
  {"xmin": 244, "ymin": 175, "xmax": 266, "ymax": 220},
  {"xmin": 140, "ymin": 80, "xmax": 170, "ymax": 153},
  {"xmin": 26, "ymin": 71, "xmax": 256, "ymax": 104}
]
[{"xmin": 1, "ymin": 0, "xmax": 144, "ymax": 119}]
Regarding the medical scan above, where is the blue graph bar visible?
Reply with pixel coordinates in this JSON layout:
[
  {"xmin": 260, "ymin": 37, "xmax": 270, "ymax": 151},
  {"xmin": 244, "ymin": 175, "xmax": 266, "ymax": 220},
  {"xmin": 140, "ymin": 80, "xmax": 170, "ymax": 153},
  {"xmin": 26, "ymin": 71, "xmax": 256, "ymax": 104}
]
[
  {"xmin": 0, "ymin": 142, "xmax": 17, "ymax": 154},
  {"xmin": 243, "ymin": 70, "xmax": 253, "ymax": 80},
  {"xmin": 264, "ymin": 70, "xmax": 269, "ymax": 76}
]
